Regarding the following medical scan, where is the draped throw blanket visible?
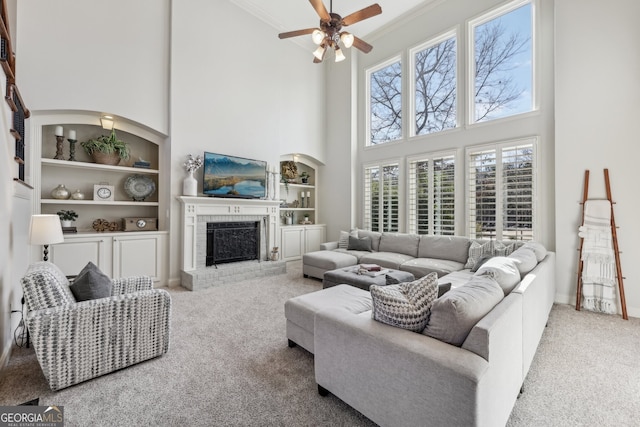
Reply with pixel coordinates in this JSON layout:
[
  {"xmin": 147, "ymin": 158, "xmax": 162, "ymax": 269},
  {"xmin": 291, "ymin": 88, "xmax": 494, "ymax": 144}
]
[{"xmin": 578, "ymin": 200, "xmax": 617, "ymax": 314}]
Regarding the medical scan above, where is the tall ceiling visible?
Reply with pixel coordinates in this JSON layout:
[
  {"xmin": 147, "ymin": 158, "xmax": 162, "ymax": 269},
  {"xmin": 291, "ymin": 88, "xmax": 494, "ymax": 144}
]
[{"xmin": 231, "ymin": 0, "xmax": 430, "ymax": 50}]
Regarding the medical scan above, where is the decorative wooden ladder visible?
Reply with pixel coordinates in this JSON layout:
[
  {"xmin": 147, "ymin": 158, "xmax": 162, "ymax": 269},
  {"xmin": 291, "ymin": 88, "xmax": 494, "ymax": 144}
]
[{"xmin": 575, "ymin": 169, "xmax": 627, "ymax": 320}]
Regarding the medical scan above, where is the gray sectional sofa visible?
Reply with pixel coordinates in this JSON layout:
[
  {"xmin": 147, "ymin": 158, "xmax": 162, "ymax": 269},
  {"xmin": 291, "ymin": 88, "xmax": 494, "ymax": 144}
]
[{"xmin": 292, "ymin": 230, "xmax": 555, "ymax": 426}]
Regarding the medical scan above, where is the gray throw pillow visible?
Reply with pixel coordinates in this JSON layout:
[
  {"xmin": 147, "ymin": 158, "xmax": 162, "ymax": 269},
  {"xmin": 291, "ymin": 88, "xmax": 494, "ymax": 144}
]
[
  {"xmin": 69, "ymin": 262, "xmax": 113, "ymax": 302},
  {"xmin": 348, "ymin": 236, "xmax": 372, "ymax": 252},
  {"xmin": 422, "ymin": 275, "xmax": 503, "ymax": 346},
  {"xmin": 371, "ymin": 272, "xmax": 439, "ymax": 332},
  {"xmin": 338, "ymin": 230, "xmax": 357, "ymax": 249},
  {"xmin": 471, "ymin": 254, "xmax": 494, "ymax": 273},
  {"xmin": 464, "ymin": 240, "xmax": 494, "ymax": 269}
]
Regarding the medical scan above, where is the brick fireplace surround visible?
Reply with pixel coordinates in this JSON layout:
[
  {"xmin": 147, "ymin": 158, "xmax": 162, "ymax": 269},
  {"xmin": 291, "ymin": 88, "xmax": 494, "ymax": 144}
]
[{"xmin": 178, "ymin": 196, "xmax": 285, "ymax": 291}]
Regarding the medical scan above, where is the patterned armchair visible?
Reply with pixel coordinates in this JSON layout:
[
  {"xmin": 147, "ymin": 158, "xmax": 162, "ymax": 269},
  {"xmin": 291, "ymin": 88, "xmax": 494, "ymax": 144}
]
[{"xmin": 20, "ymin": 261, "xmax": 171, "ymax": 391}]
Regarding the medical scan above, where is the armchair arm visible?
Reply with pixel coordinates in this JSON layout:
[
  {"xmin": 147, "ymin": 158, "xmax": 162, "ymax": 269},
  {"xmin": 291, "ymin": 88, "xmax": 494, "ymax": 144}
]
[
  {"xmin": 111, "ymin": 275, "xmax": 153, "ymax": 295},
  {"xmin": 26, "ymin": 289, "xmax": 171, "ymax": 390}
]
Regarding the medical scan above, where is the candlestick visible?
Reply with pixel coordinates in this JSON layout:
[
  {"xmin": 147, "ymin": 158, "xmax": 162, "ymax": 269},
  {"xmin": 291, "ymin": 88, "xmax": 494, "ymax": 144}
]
[
  {"xmin": 68, "ymin": 139, "xmax": 77, "ymax": 161},
  {"xmin": 54, "ymin": 136, "xmax": 65, "ymax": 160},
  {"xmin": 54, "ymin": 125, "xmax": 63, "ymax": 136},
  {"xmin": 68, "ymin": 129, "xmax": 76, "ymax": 140}
]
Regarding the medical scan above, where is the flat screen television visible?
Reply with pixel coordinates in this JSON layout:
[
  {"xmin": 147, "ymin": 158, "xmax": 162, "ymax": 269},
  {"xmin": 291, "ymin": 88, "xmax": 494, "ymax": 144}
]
[{"xmin": 202, "ymin": 152, "xmax": 267, "ymax": 199}]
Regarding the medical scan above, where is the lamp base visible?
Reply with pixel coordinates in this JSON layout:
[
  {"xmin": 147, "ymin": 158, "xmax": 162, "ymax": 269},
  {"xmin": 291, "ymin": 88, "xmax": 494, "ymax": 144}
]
[{"xmin": 43, "ymin": 244, "xmax": 49, "ymax": 262}]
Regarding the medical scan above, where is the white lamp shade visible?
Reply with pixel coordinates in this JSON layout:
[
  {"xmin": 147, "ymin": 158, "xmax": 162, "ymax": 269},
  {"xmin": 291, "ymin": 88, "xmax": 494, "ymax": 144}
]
[
  {"xmin": 29, "ymin": 215, "xmax": 64, "ymax": 246},
  {"xmin": 311, "ymin": 29, "xmax": 325, "ymax": 45},
  {"xmin": 335, "ymin": 48, "xmax": 346, "ymax": 62},
  {"xmin": 340, "ymin": 32, "xmax": 354, "ymax": 48},
  {"xmin": 313, "ymin": 45, "xmax": 326, "ymax": 60}
]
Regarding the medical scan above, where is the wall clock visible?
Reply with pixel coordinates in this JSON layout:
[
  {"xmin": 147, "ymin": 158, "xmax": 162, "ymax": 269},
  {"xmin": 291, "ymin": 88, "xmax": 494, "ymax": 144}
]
[{"xmin": 93, "ymin": 184, "xmax": 115, "ymax": 202}]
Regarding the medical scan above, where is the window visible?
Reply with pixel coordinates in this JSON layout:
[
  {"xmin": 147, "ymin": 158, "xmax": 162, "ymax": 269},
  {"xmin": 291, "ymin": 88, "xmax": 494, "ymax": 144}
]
[
  {"xmin": 467, "ymin": 139, "xmax": 536, "ymax": 240},
  {"xmin": 410, "ymin": 32, "xmax": 457, "ymax": 136},
  {"xmin": 364, "ymin": 163, "xmax": 400, "ymax": 231},
  {"xmin": 408, "ymin": 153, "xmax": 456, "ymax": 235},
  {"xmin": 367, "ymin": 57, "xmax": 402, "ymax": 145},
  {"xmin": 471, "ymin": 1, "xmax": 533, "ymax": 123}
]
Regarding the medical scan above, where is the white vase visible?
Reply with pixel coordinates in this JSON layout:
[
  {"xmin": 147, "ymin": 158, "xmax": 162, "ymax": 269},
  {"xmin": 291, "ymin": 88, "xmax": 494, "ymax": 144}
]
[
  {"xmin": 183, "ymin": 171, "xmax": 197, "ymax": 196},
  {"xmin": 61, "ymin": 220, "xmax": 72, "ymax": 227}
]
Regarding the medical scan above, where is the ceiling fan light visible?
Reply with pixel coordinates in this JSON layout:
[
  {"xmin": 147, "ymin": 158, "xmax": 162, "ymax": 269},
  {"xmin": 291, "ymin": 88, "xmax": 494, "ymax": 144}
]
[
  {"xmin": 311, "ymin": 29, "xmax": 325, "ymax": 45},
  {"xmin": 313, "ymin": 45, "xmax": 327, "ymax": 60},
  {"xmin": 335, "ymin": 47, "xmax": 346, "ymax": 62},
  {"xmin": 340, "ymin": 32, "xmax": 354, "ymax": 48}
]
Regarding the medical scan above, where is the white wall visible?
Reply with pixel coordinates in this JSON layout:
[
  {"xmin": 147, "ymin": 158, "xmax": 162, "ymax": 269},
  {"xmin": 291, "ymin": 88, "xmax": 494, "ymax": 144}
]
[
  {"xmin": 555, "ymin": 0, "xmax": 640, "ymax": 317},
  {"xmin": 16, "ymin": 0, "xmax": 171, "ymax": 134},
  {"xmin": 169, "ymin": 0, "xmax": 326, "ymax": 284}
]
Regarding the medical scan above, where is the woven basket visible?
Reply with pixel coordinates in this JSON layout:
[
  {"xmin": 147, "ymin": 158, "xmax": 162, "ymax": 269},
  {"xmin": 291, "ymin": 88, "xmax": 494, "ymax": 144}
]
[{"xmin": 92, "ymin": 151, "xmax": 121, "ymax": 166}]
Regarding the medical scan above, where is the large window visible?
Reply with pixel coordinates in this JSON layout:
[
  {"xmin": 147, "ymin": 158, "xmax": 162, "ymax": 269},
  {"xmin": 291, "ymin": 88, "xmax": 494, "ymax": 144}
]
[
  {"xmin": 408, "ymin": 153, "xmax": 456, "ymax": 235},
  {"xmin": 364, "ymin": 163, "xmax": 400, "ymax": 232},
  {"xmin": 467, "ymin": 139, "xmax": 536, "ymax": 240},
  {"xmin": 471, "ymin": 1, "xmax": 533, "ymax": 123},
  {"xmin": 410, "ymin": 32, "xmax": 457, "ymax": 136},
  {"xmin": 367, "ymin": 57, "xmax": 402, "ymax": 145}
]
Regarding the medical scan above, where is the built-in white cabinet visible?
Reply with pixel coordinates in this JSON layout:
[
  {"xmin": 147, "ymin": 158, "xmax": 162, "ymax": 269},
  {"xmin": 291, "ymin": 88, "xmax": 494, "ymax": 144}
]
[
  {"xmin": 279, "ymin": 156, "xmax": 319, "ymax": 226},
  {"xmin": 49, "ymin": 231, "xmax": 167, "ymax": 283},
  {"xmin": 30, "ymin": 112, "xmax": 169, "ymax": 285},
  {"xmin": 280, "ymin": 224, "xmax": 326, "ymax": 261}
]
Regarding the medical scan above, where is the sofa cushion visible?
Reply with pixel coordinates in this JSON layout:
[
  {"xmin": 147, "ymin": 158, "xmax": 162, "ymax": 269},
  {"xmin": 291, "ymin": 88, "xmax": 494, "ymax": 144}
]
[
  {"xmin": 522, "ymin": 241, "xmax": 547, "ymax": 262},
  {"xmin": 70, "ymin": 262, "xmax": 113, "ymax": 302},
  {"xmin": 508, "ymin": 247, "xmax": 538, "ymax": 276},
  {"xmin": 357, "ymin": 230, "xmax": 382, "ymax": 252},
  {"xmin": 360, "ymin": 252, "xmax": 416, "ymax": 270},
  {"xmin": 474, "ymin": 256, "xmax": 521, "ymax": 295},
  {"xmin": 423, "ymin": 275, "xmax": 504, "ymax": 346},
  {"xmin": 378, "ymin": 233, "xmax": 420, "ymax": 257},
  {"xmin": 418, "ymin": 235, "xmax": 471, "ymax": 264},
  {"xmin": 470, "ymin": 254, "xmax": 494, "ymax": 273},
  {"xmin": 464, "ymin": 240, "xmax": 494, "ymax": 269},
  {"xmin": 334, "ymin": 249, "xmax": 372, "ymax": 263},
  {"xmin": 371, "ymin": 272, "xmax": 439, "ymax": 332},
  {"xmin": 399, "ymin": 258, "xmax": 465, "ymax": 279},
  {"xmin": 303, "ymin": 250, "xmax": 358, "ymax": 270},
  {"xmin": 348, "ymin": 235, "xmax": 372, "ymax": 252}
]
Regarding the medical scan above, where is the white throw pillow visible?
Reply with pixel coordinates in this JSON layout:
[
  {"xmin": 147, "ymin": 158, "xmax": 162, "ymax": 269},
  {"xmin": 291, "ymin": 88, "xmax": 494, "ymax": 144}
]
[
  {"xmin": 474, "ymin": 256, "xmax": 521, "ymax": 295},
  {"xmin": 508, "ymin": 247, "xmax": 538, "ymax": 277},
  {"xmin": 338, "ymin": 229, "xmax": 357, "ymax": 249},
  {"xmin": 521, "ymin": 241, "xmax": 547, "ymax": 262}
]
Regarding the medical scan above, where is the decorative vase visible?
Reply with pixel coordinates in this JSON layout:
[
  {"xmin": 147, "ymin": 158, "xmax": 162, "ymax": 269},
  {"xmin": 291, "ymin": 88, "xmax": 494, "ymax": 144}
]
[
  {"xmin": 70, "ymin": 189, "xmax": 85, "ymax": 200},
  {"xmin": 270, "ymin": 247, "xmax": 279, "ymax": 261},
  {"xmin": 61, "ymin": 220, "xmax": 72, "ymax": 228},
  {"xmin": 183, "ymin": 170, "xmax": 197, "ymax": 196},
  {"xmin": 285, "ymin": 216, "xmax": 293, "ymax": 225},
  {"xmin": 51, "ymin": 184, "xmax": 70, "ymax": 199},
  {"xmin": 92, "ymin": 151, "xmax": 121, "ymax": 166}
]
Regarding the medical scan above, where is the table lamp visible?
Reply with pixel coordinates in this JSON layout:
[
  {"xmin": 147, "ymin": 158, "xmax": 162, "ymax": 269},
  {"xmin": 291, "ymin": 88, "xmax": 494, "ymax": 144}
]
[{"xmin": 29, "ymin": 214, "xmax": 64, "ymax": 261}]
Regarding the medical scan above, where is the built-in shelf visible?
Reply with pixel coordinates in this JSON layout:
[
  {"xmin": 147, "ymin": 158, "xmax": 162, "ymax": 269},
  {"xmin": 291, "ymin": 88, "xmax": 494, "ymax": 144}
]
[
  {"xmin": 41, "ymin": 158, "xmax": 159, "ymax": 174},
  {"xmin": 41, "ymin": 199, "xmax": 158, "ymax": 206}
]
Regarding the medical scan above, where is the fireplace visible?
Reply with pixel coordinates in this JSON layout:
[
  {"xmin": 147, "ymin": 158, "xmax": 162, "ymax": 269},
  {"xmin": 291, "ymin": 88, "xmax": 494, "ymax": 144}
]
[{"xmin": 206, "ymin": 221, "xmax": 260, "ymax": 266}]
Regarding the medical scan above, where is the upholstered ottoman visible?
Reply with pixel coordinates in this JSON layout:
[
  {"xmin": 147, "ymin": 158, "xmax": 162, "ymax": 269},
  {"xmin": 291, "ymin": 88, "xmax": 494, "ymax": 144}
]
[
  {"xmin": 284, "ymin": 285, "xmax": 372, "ymax": 354},
  {"xmin": 302, "ymin": 250, "xmax": 358, "ymax": 279},
  {"xmin": 323, "ymin": 266, "xmax": 415, "ymax": 290}
]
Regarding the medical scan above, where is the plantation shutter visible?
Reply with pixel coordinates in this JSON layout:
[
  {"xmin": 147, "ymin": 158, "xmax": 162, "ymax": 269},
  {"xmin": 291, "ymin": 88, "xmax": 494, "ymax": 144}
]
[
  {"xmin": 409, "ymin": 153, "xmax": 455, "ymax": 235},
  {"xmin": 363, "ymin": 166, "xmax": 379, "ymax": 231},
  {"xmin": 381, "ymin": 164, "xmax": 399, "ymax": 232}
]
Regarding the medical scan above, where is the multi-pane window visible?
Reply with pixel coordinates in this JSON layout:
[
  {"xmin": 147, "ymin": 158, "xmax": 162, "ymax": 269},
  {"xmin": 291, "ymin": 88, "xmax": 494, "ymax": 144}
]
[
  {"xmin": 472, "ymin": 1, "xmax": 533, "ymax": 123},
  {"xmin": 363, "ymin": 163, "xmax": 400, "ymax": 232},
  {"xmin": 411, "ymin": 33, "xmax": 457, "ymax": 136},
  {"xmin": 367, "ymin": 57, "xmax": 402, "ymax": 145},
  {"xmin": 408, "ymin": 153, "xmax": 456, "ymax": 235},
  {"xmin": 467, "ymin": 139, "xmax": 536, "ymax": 240}
]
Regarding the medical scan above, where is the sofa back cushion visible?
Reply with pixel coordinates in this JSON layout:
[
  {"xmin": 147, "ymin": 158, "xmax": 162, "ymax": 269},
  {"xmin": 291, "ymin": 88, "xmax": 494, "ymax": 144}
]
[
  {"xmin": 422, "ymin": 275, "xmax": 503, "ymax": 346},
  {"xmin": 474, "ymin": 256, "xmax": 521, "ymax": 295},
  {"xmin": 418, "ymin": 235, "xmax": 470, "ymax": 264},
  {"xmin": 21, "ymin": 261, "xmax": 75, "ymax": 310},
  {"xmin": 357, "ymin": 230, "xmax": 382, "ymax": 252},
  {"xmin": 378, "ymin": 233, "xmax": 420, "ymax": 257}
]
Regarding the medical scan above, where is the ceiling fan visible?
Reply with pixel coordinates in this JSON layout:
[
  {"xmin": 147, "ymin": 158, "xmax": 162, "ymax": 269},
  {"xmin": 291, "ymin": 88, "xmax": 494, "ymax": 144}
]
[{"xmin": 278, "ymin": 0, "xmax": 382, "ymax": 63}]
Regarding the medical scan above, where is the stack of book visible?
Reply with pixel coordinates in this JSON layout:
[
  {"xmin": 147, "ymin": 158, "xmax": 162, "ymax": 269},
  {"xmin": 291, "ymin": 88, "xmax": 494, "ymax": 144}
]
[
  {"xmin": 133, "ymin": 160, "xmax": 151, "ymax": 169},
  {"xmin": 62, "ymin": 226, "xmax": 77, "ymax": 233},
  {"xmin": 357, "ymin": 264, "xmax": 388, "ymax": 277}
]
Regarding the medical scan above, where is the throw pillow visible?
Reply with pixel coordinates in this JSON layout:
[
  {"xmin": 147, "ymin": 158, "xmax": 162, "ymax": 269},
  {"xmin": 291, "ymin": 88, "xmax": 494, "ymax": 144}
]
[
  {"xmin": 348, "ymin": 236, "xmax": 372, "ymax": 252},
  {"xmin": 338, "ymin": 230, "xmax": 357, "ymax": 249},
  {"xmin": 474, "ymin": 256, "xmax": 521, "ymax": 295},
  {"xmin": 494, "ymin": 241, "xmax": 516, "ymax": 257},
  {"xmin": 508, "ymin": 247, "xmax": 538, "ymax": 276},
  {"xmin": 464, "ymin": 240, "xmax": 494, "ymax": 269},
  {"xmin": 471, "ymin": 254, "xmax": 494, "ymax": 273},
  {"xmin": 371, "ymin": 272, "xmax": 439, "ymax": 332},
  {"xmin": 386, "ymin": 274, "xmax": 451, "ymax": 298},
  {"xmin": 69, "ymin": 262, "xmax": 113, "ymax": 302},
  {"xmin": 422, "ymin": 275, "xmax": 504, "ymax": 346},
  {"xmin": 522, "ymin": 241, "xmax": 547, "ymax": 262}
]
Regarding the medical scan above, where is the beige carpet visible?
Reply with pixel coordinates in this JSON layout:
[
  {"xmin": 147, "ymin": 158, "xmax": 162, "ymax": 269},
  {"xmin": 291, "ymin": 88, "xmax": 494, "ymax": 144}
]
[{"xmin": 1, "ymin": 261, "xmax": 638, "ymax": 426}]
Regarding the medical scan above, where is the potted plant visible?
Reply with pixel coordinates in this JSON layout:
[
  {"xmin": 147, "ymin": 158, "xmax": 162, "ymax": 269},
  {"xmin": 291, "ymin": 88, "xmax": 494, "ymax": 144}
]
[
  {"xmin": 300, "ymin": 171, "xmax": 310, "ymax": 184},
  {"xmin": 81, "ymin": 128, "xmax": 130, "ymax": 166},
  {"xmin": 57, "ymin": 210, "xmax": 78, "ymax": 227}
]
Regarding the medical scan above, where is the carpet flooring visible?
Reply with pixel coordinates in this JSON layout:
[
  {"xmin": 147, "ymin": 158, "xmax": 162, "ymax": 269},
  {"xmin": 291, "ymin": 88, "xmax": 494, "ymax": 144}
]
[{"xmin": 1, "ymin": 261, "xmax": 638, "ymax": 426}]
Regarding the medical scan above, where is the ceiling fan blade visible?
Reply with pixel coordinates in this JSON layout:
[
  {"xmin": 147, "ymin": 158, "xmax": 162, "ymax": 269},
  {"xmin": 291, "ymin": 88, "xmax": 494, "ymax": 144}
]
[
  {"xmin": 278, "ymin": 28, "xmax": 316, "ymax": 39},
  {"xmin": 309, "ymin": 0, "xmax": 331, "ymax": 22},
  {"xmin": 341, "ymin": 4, "xmax": 382, "ymax": 26},
  {"xmin": 352, "ymin": 36, "xmax": 373, "ymax": 54}
]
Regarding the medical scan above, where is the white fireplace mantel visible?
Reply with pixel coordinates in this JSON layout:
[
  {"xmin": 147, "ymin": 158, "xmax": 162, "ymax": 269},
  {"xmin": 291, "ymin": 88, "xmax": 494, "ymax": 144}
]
[{"xmin": 177, "ymin": 196, "xmax": 280, "ymax": 272}]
